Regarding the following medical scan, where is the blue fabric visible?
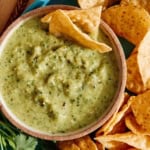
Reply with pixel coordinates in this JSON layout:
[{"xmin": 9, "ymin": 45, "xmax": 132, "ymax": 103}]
[
  {"xmin": 23, "ymin": 0, "xmax": 51, "ymax": 13},
  {"xmin": 24, "ymin": 0, "xmax": 78, "ymax": 13}
]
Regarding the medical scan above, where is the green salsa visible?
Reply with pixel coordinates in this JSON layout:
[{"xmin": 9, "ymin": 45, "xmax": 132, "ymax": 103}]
[{"xmin": 0, "ymin": 17, "xmax": 119, "ymax": 133}]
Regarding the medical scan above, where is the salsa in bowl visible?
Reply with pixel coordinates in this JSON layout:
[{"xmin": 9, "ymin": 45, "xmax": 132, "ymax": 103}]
[{"xmin": 0, "ymin": 5, "xmax": 126, "ymax": 141}]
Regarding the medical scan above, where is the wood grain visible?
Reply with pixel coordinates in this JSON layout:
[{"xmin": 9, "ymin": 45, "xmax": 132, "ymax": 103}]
[
  {"xmin": 0, "ymin": 0, "xmax": 32, "ymax": 35},
  {"xmin": 0, "ymin": 0, "xmax": 17, "ymax": 34}
]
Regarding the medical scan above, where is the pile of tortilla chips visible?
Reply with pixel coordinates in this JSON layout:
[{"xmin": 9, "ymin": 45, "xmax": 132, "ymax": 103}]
[
  {"xmin": 41, "ymin": 0, "xmax": 150, "ymax": 149},
  {"xmin": 95, "ymin": 92, "xmax": 150, "ymax": 150}
]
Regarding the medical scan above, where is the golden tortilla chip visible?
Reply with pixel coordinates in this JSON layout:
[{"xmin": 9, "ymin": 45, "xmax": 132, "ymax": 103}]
[
  {"xmin": 95, "ymin": 142, "xmax": 105, "ymax": 150},
  {"xmin": 77, "ymin": 0, "xmax": 105, "ymax": 9},
  {"xmin": 41, "ymin": 12, "xmax": 53, "ymax": 23},
  {"xmin": 77, "ymin": 0, "xmax": 120, "ymax": 9},
  {"xmin": 42, "ymin": 6, "xmax": 102, "ymax": 34},
  {"xmin": 102, "ymin": 5, "xmax": 150, "ymax": 45},
  {"xmin": 137, "ymin": 31, "xmax": 150, "ymax": 87},
  {"xmin": 126, "ymin": 30, "xmax": 150, "ymax": 94},
  {"xmin": 126, "ymin": 53, "xmax": 145, "ymax": 93},
  {"xmin": 96, "ymin": 94, "xmax": 132, "ymax": 136},
  {"xmin": 119, "ymin": 92, "xmax": 130, "ymax": 109},
  {"xmin": 103, "ymin": 141, "xmax": 131, "ymax": 150},
  {"xmin": 48, "ymin": 9, "xmax": 111, "ymax": 53},
  {"xmin": 125, "ymin": 114, "xmax": 150, "ymax": 135},
  {"xmin": 127, "ymin": 148, "xmax": 139, "ymax": 150},
  {"xmin": 65, "ymin": 6, "xmax": 102, "ymax": 34},
  {"xmin": 121, "ymin": 0, "xmax": 150, "ymax": 14},
  {"xmin": 95, "ymin": 132, "xmax": 150, "ymax": 149},
  {"xmin": 95, "ymin": 135, "xmax": 132, "ymax": 150},
  {"xmin": 107, "ymin": 118, "xmax": 127, "ymax": 135},
  {"xmin": 131, "ymin": 90, "xmax": 150, "ymax": 134},
  {"xmin": 57, "ymin": 136, "xmax": 97, "ymax": 150},
  {"xmin": 74, "ymin": 135, "xmax": 98, "ymax": 150},
  {"xmin": 57, "ymin": 141, "xmax": 80, "ymax": 150}
]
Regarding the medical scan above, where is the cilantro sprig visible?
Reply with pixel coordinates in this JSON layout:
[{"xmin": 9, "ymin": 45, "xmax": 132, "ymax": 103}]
[
  {"xmin": 0, "ymin": 112, "xmax": 57, "ymax": 150},
  {"xmin": 0, "ymin": 113, "xmax": 37, "ymax": 150}
]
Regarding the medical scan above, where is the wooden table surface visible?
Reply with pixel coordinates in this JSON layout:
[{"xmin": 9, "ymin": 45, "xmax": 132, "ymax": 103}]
[{"xmin": 0, "ymin": 0, "xmax": 34, "ymax": 35}]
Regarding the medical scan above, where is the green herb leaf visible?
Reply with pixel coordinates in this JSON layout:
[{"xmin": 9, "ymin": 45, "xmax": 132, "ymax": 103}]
[
  {"xmin": 15, "ymin": 134, "xmax": 38, "ymax": 150},
  {"xmin": 7, "ymin": 138, "xmax": 16, "ymax": 149},
  {"xmin": 0, "ymin": 112, "xmax": 57, "ymax": 150}
]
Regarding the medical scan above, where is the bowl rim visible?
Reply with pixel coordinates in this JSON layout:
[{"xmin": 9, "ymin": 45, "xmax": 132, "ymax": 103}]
[{"xmin": 0, "ymin": 5, "xmax": 127, "ymax": 141}]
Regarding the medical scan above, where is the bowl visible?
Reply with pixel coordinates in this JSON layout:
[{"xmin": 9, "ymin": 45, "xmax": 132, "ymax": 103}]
[{"xmin": 0, "ymin": 5, "xmax": 126, "ymax": 141}]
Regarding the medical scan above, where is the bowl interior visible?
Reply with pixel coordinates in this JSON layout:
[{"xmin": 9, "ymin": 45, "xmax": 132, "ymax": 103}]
[{"xmin": 0, "ymin": 5, "xmax": 126, "ymax": 141}]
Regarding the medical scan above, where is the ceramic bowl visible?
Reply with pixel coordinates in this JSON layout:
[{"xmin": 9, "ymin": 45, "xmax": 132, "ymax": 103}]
[{"xmin": 0, "ymin": 5, "xmax": 126, "ymax": 141}]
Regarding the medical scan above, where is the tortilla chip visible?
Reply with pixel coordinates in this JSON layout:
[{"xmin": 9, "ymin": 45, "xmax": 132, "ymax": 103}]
[
  {"xmin": 109, "ymin": 118, "xmax": 127, "ymax": 135},
  {"xmin": 95, "ymin": 134, "xmax": 132, "ymax": 150},
  {"xmin": 121, "ymin": 0, "xmax": 150, "ymax": 14},
  {"xmin": 127, "ymin": 148, "xmax": 139, "ymax": 150},
  {"xmin": 57, "ymin": 141, "xmax": 80, "ymax": 150},
  {"xmin": 57, "ymin": 136, "xmax": 97, "ymax": 150},
  {"xmin": 100, "ymin": 141, "xmax": 131, "ymax": 150},
  {"xmin": 95, "ymin": 142, "xmax": 105, "ymax": 150},
  {"xmin": 131, "ymin": 90, "xmax": 150, "ymax": 134},
  {"xmin": 126, "ymin": 53, "xmax": 145, "ymax": 93},
  {"xmin": 42, "ymin": 6, "xmax": 102, "ymax": 35},
  {"xmin": 77, "ymin": 0, "xmax": 120, "ymax": 9},
  {"xmin": 65, "ymin": 6, "xmax": 102, "ymax": 34},
  {"xmin": 74, "ymin": 135, "xmax": 98, "ymax": 150},
  {"xmin": 102, "ymin": 5, "xmax": 150, "ymax": 45},
  {"xmin": 41, "ymin": 12, "xmax": 53, "ymax": 23},
  {"xmin": 96, "ymin": 94, "xmax": 132, "ymax": 136},
  {"xmin": 104, "ymin": 0, "xmax": 122, "ymax": 8},
  {"xmin": 95, "ymin": 132, "xmax": 150, "ymax": 149},
  {"xmin": 119, "ymin": 92, "xmax": 130, "ymax": 109},
  {"xmin": 137, "ymin": 32, "xmax": 150, "ymax": 86},
  {"xmin": 125, "ymin": 114, "xmax": 150, "ymax": 135},
  {"xmin": 77, "ymin": 0, "xmax": 105, "ymax": 9},
  {"xmin": 126, "ymin": 30, "xmax": 150, "ymax": 94},
  {"xmin": 49, "ymin": 9, "xmax": 111, "ymax": 53}
]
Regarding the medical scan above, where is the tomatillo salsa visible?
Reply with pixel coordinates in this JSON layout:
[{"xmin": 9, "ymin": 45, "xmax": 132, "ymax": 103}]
[{"xmin": 0, "ymin": 17, "xmax": 119, "ymax": 133}]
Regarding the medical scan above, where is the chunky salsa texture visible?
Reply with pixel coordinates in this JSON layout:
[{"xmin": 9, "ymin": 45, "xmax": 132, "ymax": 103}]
[{"xmin": 0, "ymin": 17, "xmax": 119, "ymax": 133}]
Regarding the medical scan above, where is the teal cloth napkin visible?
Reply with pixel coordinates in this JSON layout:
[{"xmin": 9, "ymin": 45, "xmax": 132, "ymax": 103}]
[
  {"xmin": 24, "ymin": 0, "xmax": 78, "ymax": 13},
  {"xmin": 24, "ymin": 0, "xmax": 134, "ymax": 58}
]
